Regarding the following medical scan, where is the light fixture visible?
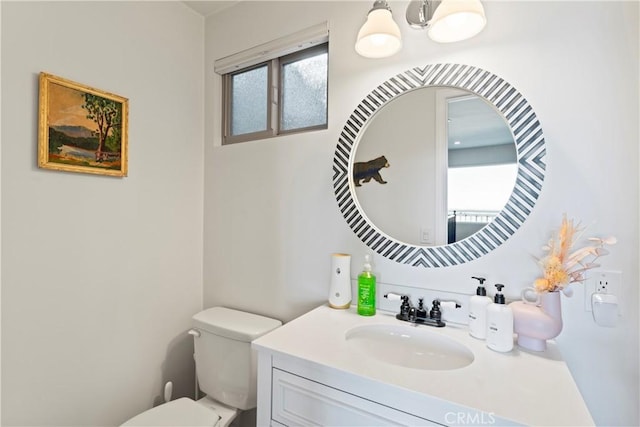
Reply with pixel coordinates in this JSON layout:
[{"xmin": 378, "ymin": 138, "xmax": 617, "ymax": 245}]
[
  {"xmin": 406, "ymin": 0, "xmax": 487, "ymax": 43},
  {"xmin": 355, "ymin": 0, "xmax": 402, "ymax": 59}
]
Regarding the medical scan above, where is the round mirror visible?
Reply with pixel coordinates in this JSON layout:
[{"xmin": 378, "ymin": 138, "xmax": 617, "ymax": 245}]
[
  {"xmin": 333, "ymin": 64, "xmax": 546, "ymax": 268},
  {"xmin": 354, "ymin": 87, "xmax": 517, "ymax": 246}
]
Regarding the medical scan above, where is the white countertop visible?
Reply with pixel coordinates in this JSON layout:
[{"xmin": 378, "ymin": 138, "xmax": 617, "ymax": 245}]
[{"xmin": 253, "ymin": 304, "xmax": 594, "ymax": 426}]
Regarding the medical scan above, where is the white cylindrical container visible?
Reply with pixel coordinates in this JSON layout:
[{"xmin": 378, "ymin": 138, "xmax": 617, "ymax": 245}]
[
  {"xmin": 469, "ymin": 293, "xmax": 492, "ymax": 339},
  {"xmin": 469, "ymin": 276, "xmax": 492, "ymax": 339},
  {"xmin": 486, "ymin": 284, "xmax": 514, "ymax": 352},
  {"xmin": 328, "ymin": 253, "xmax": 352, "ymax": 309}
]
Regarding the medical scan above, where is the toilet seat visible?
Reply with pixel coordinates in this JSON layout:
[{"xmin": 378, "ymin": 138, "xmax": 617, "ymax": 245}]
[{"xmin": 121, "ymin": 397, "xmax": 221, "ymax": 426}]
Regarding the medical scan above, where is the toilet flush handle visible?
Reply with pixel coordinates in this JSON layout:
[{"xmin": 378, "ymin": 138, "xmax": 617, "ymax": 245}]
[{"xmin": 188, "ymin": 328, "xmax": 201, "ymax": 338}]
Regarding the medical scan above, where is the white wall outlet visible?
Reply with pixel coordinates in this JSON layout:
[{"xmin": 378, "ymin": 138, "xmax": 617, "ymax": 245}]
[{"xmin": 584, "ymin": 270, "xmax": 622, "ymax": 314}]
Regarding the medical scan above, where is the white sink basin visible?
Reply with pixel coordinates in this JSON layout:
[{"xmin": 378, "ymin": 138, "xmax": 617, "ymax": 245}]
[{"xmin": 345, "ymin": 324, "xmax": 474, "ymax": 371}]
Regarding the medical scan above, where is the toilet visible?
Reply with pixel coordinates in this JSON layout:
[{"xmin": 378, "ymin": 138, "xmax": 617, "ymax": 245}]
[{"xmin": 121, "ymin": 307, "xmax": 282, "ymax": 426}]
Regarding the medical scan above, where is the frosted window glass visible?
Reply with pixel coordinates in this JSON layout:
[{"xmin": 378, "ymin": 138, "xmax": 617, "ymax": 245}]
[
  {"xmin": 281, "ymin": 52, "xmax": 327, "ymax": 131},
  {"xmin": 231, "ymin": 66, "xmax": 268, "ymax": 135}
]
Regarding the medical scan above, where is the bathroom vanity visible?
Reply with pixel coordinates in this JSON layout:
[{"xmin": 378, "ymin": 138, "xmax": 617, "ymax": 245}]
[{"xmin": 253, "ymin": 305, "xmax": 593, "ymax": 426}]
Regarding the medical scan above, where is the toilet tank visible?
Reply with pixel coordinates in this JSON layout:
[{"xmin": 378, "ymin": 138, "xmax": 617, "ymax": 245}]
[{"xmin": 191, "ymin": 307, "xmax": 281, "ymax": 410}]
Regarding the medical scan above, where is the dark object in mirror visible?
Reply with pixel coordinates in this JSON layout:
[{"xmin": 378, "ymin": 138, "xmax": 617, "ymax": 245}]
[
  {"xmin": 448, "ymin": 211, "xmax": 457, "ymax": 244},
  {"xmin": 333, "ymin": 63, "xmax": 546, "ymax": 268},
  {"xmin": 353, "ymin": 155, "xmax": 390, "ymax": 186}
]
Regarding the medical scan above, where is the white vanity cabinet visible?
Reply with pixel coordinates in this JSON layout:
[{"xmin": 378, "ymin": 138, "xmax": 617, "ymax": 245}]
[
  {"xmin": 253, "ymin": 305, "xmax": 594, "ymax": 427},
  {"xmin": 270, "ymin": 367, "xmax": 437, "ymax": 426},
  {"xmin": 256, "ymin": 337, "xmax": 513, "ymax": 427}
]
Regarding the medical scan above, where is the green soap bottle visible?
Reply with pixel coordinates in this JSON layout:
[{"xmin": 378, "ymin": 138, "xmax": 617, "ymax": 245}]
[{"xmin": 357, "ymin": 254, "xmax": 376, "ymax": 316}]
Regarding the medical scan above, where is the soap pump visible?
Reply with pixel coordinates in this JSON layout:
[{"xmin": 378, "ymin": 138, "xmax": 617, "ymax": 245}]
[
  {"xmin": 468, "ymin": 276, "xmax": 492, "ymax": 339},
  {"xmin": 486, "ymin": 284, "xmax": 514, "ymax": 352},
  {"xmin": 357, "ymin": 254, "xmax": 376, "ymax": 316}
]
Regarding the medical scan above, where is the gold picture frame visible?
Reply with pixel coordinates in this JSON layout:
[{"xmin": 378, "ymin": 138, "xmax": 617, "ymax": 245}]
[{"xmin": 38, "ymin": 72, "xmax": 128, "ymax": 177}]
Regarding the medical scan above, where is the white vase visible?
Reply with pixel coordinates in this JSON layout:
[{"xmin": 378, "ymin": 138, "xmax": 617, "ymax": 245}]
[
  {"xmin": 328, "ymin": 253, "xmax": 352, "ymax": 309},
  {"xmin": 511, "ymin": 290, "xmax": 563, "ymax": 351}
]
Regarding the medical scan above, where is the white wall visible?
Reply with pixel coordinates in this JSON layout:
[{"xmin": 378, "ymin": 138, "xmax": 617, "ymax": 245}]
[
  {"xmin": 0, "ymin": 1, "xmax": 3, "ymax": 423},
  {"xmin": 1, "ymin": 1, "xmax": 204, "ymax": 425},
  {"xmin": 204, "ymin": 1, "xmax": 639, "ymax": 426},
  {"xmin": 355, "ymin": 88, "xmax": 438, "ymax": 245}
]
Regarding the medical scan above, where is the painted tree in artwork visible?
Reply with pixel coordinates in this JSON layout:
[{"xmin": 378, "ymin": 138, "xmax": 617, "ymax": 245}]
[{"xmin": 82, "ymin": 93, "xmax": 122, "ymax": 160}]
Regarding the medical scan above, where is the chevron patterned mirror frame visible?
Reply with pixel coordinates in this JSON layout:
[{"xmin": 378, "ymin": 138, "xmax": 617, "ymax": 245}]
[{"xmin": 333, "ymin": 63, "xmax": 546, "ymax": 268}]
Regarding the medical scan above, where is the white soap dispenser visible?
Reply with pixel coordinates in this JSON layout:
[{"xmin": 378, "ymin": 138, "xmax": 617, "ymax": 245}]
[
  {"xmin": 486, "ymin": 284, "xmax": 514, "ymax": 352},
  {"xmin": 469, "ymin": 276, "xmax": 492, "ymax": 339}
]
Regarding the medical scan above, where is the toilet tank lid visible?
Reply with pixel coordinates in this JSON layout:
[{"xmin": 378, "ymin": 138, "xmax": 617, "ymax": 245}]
[{"xmin": 192, "ymin": 307, "xmax": 282, "ymax": 342}]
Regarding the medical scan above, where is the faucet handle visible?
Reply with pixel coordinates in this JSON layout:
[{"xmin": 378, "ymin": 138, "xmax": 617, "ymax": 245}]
[
  {"xmin": 439, "ymin": 300, "xmax": 462, "ymax": 310},
  {"xmin": 383, "ymin": 292, "xmax": 404, "ymax": 302},
  {"xmin": 430, "ymin": 299, "xmax": 461, "ymax": 320},
  {"xmin": 383, "ymin": 292, "xmax": 412, "ymax": 308},
  {"xmin": 430, "ymin": 299, "xmax": 442, "ymax": 321},
  {"xmin": 384, "ymin": 293, "xmax": 413, "ymax": 319}
]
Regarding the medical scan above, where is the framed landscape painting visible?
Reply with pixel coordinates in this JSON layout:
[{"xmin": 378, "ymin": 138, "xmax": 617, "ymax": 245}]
[{"xmin": 38, "ymin": 72, "xmax": 128, "ymax": 177}]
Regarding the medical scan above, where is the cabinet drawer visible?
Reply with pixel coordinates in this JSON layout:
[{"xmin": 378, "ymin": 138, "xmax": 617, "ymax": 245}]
[{"xmin": 272, "ymin": 368, "xmax": 440, "ymax": 426}]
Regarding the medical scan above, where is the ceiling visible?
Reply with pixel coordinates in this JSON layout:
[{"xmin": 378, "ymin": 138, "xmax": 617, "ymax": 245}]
[
  {"xmin": 448, "ymin": 96, "xmax": 514, "ymax": 150},
  {"xmin": 183, "ymin": 1, "xmax": 240, "ymax": 16}
]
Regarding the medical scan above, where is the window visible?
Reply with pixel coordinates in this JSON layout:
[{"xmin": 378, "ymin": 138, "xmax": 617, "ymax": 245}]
[
  {"xmin": 222, "ymin": 43, "xmax": 328, "ymax": 145},
  {"xmin": 280, "ymin": 46, "xmax": 328, "ymax": 132},
  {"xmin": 448, "ymin": 163, "xmax": 518, "ymax": 212},
  {"xmin": 228, "ymin": 65, "xmax": 269, "ymax": 137}
]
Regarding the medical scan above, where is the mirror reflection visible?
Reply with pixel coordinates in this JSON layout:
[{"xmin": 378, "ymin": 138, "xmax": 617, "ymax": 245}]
[{"xmin": 353, "ymin": 87, "xmax": 516, "ymax": 246}]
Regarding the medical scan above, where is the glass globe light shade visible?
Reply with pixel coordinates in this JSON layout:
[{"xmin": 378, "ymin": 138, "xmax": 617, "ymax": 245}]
[
  {"xmin": 427, "ymin": 0, "xmax": 487, "ymax": 43},
  {"xmin": 355, "ymin": 9, "xmax": 402, "ymax": 58}
]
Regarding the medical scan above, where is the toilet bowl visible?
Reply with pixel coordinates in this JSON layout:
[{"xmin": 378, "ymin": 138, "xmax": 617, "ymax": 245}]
[
  {"xmin": 121, "ymin": 397, "xmax": 221, "ymax": 426},
  {"xmin": 121, "ymin": 307, "xmax": 281, "ymax": 426}
]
